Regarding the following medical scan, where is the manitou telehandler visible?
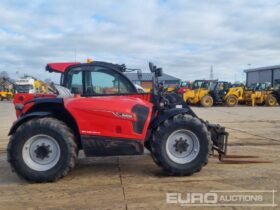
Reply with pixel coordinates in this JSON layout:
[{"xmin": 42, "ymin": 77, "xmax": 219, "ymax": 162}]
[{"xmin": 8, "ymin": 61, "xmax": 228, "ymax": 182}]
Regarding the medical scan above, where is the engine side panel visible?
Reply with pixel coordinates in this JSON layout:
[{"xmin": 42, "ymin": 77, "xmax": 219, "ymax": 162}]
[{"xmin": 64, "ymin": 96, "xmax": 153, "ymax": 140}]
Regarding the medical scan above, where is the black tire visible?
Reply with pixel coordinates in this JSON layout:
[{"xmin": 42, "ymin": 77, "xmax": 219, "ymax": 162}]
[
  {"xmin": 226, "ymin": 95, "xmax": 238, "ymax": 107},
  {"xmin": 7, "ymin": 117, "xmax": 77, "ymax": 182},
  {"xmin": 265, "ymin": 95, "xmax": 277, "ymax": 106},
  {"xmin": 200, "ymin": 95, "xmax": 213, "ymax": 107},
  {"xmin": 150, "ymin": 114, "xmax": 211, "ymax": 176}
]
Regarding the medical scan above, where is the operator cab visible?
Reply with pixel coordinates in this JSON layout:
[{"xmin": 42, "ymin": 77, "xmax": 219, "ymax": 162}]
[
  {"xmin": 248, "ymin": 83, "xmax": 272, "ymax": 91},
  {"xmin": 46, "ymin": 61, "xmax": 138, "ymax": 96},
  {"xmin": 209, "ymin": 81, "xmax": 231, "ymax": 102},
  {"xmin": 192, "ymin": 80, "xmax": 217, "ymax": 90}
]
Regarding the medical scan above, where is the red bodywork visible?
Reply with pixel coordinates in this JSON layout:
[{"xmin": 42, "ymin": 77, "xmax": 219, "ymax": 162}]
[
  {"xmin": 13, "ymin": 93, "xmax": 56, "ymax": 117},
  {"xmin": 178, "ymin": 87, "xmax": 191, "ymax": 94},
  {"xmin": 15, "ymin": 60, "xmax": 154, "ymax": 141},
  {"xmin": 46, "ymin": 62, "xmax": 80, "ymax": 73},
  {"xmin": 64, "ymin": 96, "xmax": 153, "ymax": 140},
  {"xmin": 15, "ymin": 93, "xmax": 153, "ymax": 141}
]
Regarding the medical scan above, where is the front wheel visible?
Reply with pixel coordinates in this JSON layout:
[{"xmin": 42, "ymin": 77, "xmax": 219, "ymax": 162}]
[
  {"xmin": 151, "ymin": 114, "xmax": 211, "ymax": 176},
  {"xmin": 265, "ymin": 95, "xmax": 277, "ymax": 106},
  {"xmin": 7, "ymin": 117, "xmax": 77, "ymax": 182},
  {"xmin": 226, "ymin": 95, "xmax": 238, "ymax": 107},
  {"xmin": 200, "ymin": 95, "xmax": 213, "ymax": 107}
]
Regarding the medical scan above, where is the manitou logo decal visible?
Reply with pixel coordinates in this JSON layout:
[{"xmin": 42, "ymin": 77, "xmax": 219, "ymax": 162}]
[
  {"xmin": 81, "ymin": 130, "xmax": 101, "ymax": 135},
  {"xmin": 113, "ymin": 112, "xmax": 134, "ymax": 119},
  {"xmin": 166, "ymin": 190, "xmax": 277, "ymax": 207}
]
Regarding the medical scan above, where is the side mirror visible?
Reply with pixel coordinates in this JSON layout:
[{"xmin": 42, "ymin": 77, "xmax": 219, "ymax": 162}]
[
  {"xmin": 137, "ymin": 70, "xmax": 143, "ymax": 81},
  {"xmin": 149, "ymin": 62, "xmax": 154, "ymax": 72},
  {"xmin": 156, "ymin": 68, "xmax": 163, "ymax": 77}
]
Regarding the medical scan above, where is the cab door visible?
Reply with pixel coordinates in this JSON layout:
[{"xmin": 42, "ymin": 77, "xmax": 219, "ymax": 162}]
[
  {"xmin": 64, "ymin": 65, "xmax": 152, "ymax": 156},
  {"xmin": 64, "ymin": 64, "xmax": 150, "ymax": 139}
]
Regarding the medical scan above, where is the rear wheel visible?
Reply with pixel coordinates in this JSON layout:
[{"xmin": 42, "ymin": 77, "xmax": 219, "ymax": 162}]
[
  {"xmin": 151, "ymin": 114, "xmax": 210, "ymax": 176},
  {"xmin": 265, "ymin": 95, "xmax": 277, "ymax": 106},
  {"xmin": 7, "ymin": 117, "xmax": 77, "ymax": 182},
  {"xmin": 200, "ymin": 95, "xmax": 213, "ymax": 107},
  {"xmin": 226, "ymin": 95, "xmax": 238, "ymax": 107}
]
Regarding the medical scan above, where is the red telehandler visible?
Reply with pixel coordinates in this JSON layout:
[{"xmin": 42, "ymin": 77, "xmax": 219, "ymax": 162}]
[{"xmin": 8, "ymin": 61, "xmax": 228, "ymax": 182}]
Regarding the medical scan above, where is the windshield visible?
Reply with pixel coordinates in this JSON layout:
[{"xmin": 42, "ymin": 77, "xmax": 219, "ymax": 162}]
[
  {"xmin": 192, "ymin": 81, "xmax": 203, "ymax": 89},
  {"xmin": 16, "ymin": 84, "xmax": 34, "ymax": 93},
  {"xmin": 209, "ymin": 82, "xmax": 217, "ymax": 91},
  {"xmin": 247, "ymin": 83, "xmax": 258, "ymax": 90},
  {"xmin": 201, "ymin": 81, "xmax": 210, "ymax": 89}
]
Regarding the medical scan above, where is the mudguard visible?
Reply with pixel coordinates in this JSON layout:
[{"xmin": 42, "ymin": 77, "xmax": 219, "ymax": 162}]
[
  {"xmin": 148, "ymin": 107, "xmax": 197, "ymax": 129},
  {"xmin": 9, "ymin": 112, "xmax": 52, "ymax": 135}
]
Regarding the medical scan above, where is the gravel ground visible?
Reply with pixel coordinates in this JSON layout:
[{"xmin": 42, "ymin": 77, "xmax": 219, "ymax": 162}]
[{"xmin": 0, "ymin": 102, "xmax": 279, "ymax": 210}]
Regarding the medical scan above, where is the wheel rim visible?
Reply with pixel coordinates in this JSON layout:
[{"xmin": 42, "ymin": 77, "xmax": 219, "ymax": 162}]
[
  {"xmin": 269, "ymin": 98, "xmax": 276, "ymax": 106},
  {"xmin": 229, "ymin": 98, "xmax": 236, "ymax": 105},
  {"xmin": 203, "ymin": 97, "xmax": 212, "ymax": 106},
  {"xmin": 166, "ymin": 129, "xmax": 200, "ymax": 164},
  {"xmin": 205, "ymin": 98, "xmax": 211, "ymax": 105},
  {"xmin": 22, "ymin": 134, "xmax": 61, "ymax": 171}
]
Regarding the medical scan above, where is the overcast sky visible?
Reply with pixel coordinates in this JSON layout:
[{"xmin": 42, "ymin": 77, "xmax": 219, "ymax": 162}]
[{"xmin": 1, "ymin": 0, "xmax": 280, "ymax": 83}]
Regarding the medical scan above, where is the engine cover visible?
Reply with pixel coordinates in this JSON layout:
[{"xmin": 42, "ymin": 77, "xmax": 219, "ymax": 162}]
[{"xmin": 64, "ymin": 96, "xmax": 153, "ymax": 141}]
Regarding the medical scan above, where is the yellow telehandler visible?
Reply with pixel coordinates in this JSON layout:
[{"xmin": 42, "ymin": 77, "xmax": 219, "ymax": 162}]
[
  {"xmin": 245, "ymin": 83, "xmax": 278, "ymax": 106},
  {"xmin": 207, "ymin": 81, "xmax": 245, "ymax": 107}
]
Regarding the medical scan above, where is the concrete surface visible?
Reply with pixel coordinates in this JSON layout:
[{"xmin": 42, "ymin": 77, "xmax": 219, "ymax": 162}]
[{"xmin": 0, "ymin": 101, "xmax": 279, "ymax": 210}]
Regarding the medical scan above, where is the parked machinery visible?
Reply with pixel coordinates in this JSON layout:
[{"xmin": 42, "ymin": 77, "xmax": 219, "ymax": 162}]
[
  {"xmin": 245, "ymin": 82, "xmax": 278, "ymax": 106},
  {"xmin": 15, "ymin": 77, "xmax": 53, "ymax": 94},
  {"xmin": 207, "ymin": 81, "xmax": 245, "ymax": 107},
  {"xmin": 0, "ymin": 78, "xmax": 15, "ymax": 101},
  {"xmin": 172, "ymin": 81, "xmax": 192, "ymax": 95},
  {"xmin": 273, "ymin": 79, "xmax": 280, "ymax": 104},
  {"xmin": 184, "ymin": 80, "xmax": 217, "ymax": 107},
  {"xmin": 0, "ymin": 88, "xmax": 14, "ymax": 101}
]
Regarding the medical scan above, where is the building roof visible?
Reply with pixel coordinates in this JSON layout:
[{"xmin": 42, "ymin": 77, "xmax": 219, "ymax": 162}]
[
  {"xmin": 244, "ymin": 64, "xmax": 280, "ymax": 73},
  {"xmin": 125, "ymin": 72, "xmax": 180, "ymax": 82}
]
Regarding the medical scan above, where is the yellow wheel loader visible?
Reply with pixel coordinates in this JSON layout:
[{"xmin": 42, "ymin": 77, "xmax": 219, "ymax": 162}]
[{"xmin": 185, "ymin": 80, "xmax": 217, "ymax": 107}]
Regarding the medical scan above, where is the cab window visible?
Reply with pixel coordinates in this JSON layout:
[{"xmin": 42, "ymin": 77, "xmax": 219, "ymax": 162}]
[
  {"xmin": 67, "ymin": 69, "xmax": 83, "ymax": 93},
  {"xmin": 85, "ymin": 66, "xmax": 136, "ymax": 95}
]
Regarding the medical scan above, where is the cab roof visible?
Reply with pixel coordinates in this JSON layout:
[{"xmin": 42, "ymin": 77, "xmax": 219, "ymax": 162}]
[
  {"xmin": 46, "ymin": 62, "xmax": 81, "ymax": 73},
  {"xmin": 46, "ymin": 61, "xmax": 126, "ymax": 74}
]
